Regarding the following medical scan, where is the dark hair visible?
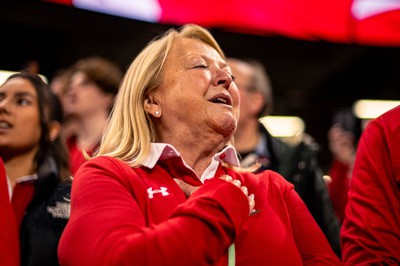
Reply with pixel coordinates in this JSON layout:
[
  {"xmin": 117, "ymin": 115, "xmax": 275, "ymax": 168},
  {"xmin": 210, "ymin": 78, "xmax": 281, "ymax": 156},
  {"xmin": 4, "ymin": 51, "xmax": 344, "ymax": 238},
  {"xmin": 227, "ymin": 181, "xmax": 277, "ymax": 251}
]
[
  {"xmin": 5, "ymin": 72, "xmax": 71, "ymax": 181},
  {"xmin": 48, "ymin": 92, "xmax": 71, "ymax": 181},
  {"xmin": 72, "ymin": 57, "xmax": 123, "ymax": 96},
  {"xmin": 332, "ymin": 107, "xmax": 362, "ymax": 144}
]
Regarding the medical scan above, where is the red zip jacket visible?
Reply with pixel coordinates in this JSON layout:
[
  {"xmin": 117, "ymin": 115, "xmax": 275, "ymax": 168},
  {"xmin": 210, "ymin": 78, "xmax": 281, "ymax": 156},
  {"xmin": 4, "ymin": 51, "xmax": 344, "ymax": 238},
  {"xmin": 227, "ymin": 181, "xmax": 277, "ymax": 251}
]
[
  {"xmin": 59, "ymin": 147, "xmax": 341, "ymax": 265},
  {"xmin": 341, "ymin": 106, "xmax": 400, "ymax": 265}
]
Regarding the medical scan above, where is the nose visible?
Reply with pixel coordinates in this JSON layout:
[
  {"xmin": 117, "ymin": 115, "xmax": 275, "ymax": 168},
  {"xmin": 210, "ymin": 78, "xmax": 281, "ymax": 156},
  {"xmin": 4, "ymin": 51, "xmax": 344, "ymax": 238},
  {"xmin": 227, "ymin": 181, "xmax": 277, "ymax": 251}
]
[
  {"xmin": 64, "ymin": 84, "xmax": 77, "ymax": 101},
  {"xmin": 0, "ymin": 99, "xmax": 10, "ymax": 113},
  {"xmin": 66, "ymin": 84, "xmax": 76, "ymax": 95},
  {"xmin": 213, "ymin": 70, "xmax": 233, "ymax": 89}
]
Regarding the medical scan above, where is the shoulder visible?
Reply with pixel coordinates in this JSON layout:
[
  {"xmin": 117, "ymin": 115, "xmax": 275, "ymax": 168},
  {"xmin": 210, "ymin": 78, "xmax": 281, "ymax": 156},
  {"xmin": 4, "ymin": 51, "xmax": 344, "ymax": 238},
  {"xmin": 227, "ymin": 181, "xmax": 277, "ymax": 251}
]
[
  {"xmin": 369, "ymin": 105, "xmax": 400, "ymax": 135},
  {"xmin": 266, "ymin": 170, "xmax": 295, "ymax": 193},
  {"xmin": 78, "ymin": 156, "xmax": 132, "ymax": 173},
  {"xmin": 73, "ymin": 156, "xmax": 144, "ymax": 188},
  {"xmin": 268, "ymin": 133, "xmax": 289, "ymax": 152},
  {"xmin": 358, "ymin": 106, "xmax": 400, "ymax": 165},
  {"xmin": 360, "ymin": 106, "xmax": 400, "ymax": 151},
  {"xmin": 379, "ymin": 105, "xmax": 400, "ymax": 121}
]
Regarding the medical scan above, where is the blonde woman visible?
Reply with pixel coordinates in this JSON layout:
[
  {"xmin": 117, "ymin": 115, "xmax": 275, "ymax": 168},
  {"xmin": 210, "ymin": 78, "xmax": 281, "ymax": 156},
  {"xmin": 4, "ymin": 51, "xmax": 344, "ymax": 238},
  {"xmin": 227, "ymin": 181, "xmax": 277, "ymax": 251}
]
[{"xmin": 59, "ymin": 25, "xmax": 341, "ymax": 265}]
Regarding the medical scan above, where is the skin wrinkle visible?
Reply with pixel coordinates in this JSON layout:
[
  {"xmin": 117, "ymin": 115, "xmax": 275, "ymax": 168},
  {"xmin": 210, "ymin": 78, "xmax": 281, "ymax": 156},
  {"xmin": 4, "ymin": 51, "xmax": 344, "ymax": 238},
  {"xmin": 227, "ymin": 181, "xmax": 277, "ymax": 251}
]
[{"xmin": 150, "ymin": 37, "xmax": 239, "ymax": 175}]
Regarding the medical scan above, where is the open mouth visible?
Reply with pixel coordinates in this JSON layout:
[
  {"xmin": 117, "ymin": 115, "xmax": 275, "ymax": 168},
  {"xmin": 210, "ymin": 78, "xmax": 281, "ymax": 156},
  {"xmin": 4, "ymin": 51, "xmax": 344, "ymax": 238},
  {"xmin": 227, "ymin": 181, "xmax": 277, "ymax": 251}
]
[
  {"xmin": 209, "ymin": 94, "xmax": 232, "ymax": 106},
  {"xmin": 0, "ymin": 121, "xmax": 12, "ymax": 129}
]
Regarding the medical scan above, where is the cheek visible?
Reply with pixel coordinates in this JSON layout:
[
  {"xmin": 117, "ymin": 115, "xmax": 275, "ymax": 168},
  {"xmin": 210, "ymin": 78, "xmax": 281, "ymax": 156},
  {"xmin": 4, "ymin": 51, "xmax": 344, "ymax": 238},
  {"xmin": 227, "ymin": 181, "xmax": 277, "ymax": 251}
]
[
  {"xmin": 232, "ymin": 89, "xmax": 241, "ymax": 113},
  {"xmin": 26, "ymin": 114, "xmax": 42, "ymax": 139},
  {"xmin": 15, "ymin": 113, "xmax": 42, "ymax": 147},
  {"xmin": 166, "ymin": 86, "xmax": 197, "ymax": 111}
]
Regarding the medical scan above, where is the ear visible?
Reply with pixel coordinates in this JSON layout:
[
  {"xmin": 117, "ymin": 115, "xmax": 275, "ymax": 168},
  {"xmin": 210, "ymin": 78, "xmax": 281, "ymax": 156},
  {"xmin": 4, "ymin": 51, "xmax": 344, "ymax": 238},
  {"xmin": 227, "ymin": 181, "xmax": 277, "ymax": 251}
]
[
  {"xmin": 49, "ymin": 121, "xmax": 62, "ymax": 142},
  {"xmin": 250, "ymin": 92, "xmax": 265, "ymax": 115},
  {"xmin": 144, "ymin": 94, "xmax": 161, "ymax": 117}
]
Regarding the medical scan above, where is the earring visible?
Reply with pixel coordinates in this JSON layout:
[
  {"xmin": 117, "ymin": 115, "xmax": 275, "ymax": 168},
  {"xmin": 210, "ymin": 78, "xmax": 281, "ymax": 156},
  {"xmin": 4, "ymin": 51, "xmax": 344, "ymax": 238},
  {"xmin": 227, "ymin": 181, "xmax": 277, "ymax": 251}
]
[{"xmin": 155, "ymin": 111, "xmax": 160, "ymax": 116}]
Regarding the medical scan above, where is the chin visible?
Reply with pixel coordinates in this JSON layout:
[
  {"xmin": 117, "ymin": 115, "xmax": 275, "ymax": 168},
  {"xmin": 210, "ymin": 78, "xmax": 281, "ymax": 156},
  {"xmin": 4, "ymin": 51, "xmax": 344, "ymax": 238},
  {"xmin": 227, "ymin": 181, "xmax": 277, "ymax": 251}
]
[{"xmin": 218, "ymin": 119, "xmax": 236, "ymax": 138}]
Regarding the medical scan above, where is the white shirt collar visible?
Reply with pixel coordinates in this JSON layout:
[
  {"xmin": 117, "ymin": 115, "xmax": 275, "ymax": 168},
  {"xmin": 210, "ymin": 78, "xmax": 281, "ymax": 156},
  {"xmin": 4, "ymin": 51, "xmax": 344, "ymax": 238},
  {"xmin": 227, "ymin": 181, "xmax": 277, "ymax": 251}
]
[
  {"xmin": 7, "ymin": 173, "xmax": 38, "ymax": 200},
  {"xmin": 142, "ymin": 143, "xmax": 240, "ymax": 183}
]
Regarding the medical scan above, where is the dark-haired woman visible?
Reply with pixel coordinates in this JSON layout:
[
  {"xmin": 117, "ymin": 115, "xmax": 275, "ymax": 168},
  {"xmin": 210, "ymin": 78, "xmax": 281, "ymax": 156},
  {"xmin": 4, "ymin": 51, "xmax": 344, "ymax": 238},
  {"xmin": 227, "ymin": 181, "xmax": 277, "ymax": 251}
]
[{"xmin": 0, "ymin": 72, "xmax": 71, "ymax": 266}]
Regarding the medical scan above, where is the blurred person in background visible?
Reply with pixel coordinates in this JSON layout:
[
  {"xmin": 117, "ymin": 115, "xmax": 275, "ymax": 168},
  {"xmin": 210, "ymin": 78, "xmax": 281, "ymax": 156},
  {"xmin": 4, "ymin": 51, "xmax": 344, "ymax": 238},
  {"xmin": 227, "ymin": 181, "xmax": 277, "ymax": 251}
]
[
  {"xmin": 50, "ymin": 68, "xmax": 73, "ymax": 100},
  {"xmin": 58, "ymin": 24, "xmax": 342, "ymax": 265},
  {"xmin": 227, "ymin": 57, "xmax": 341, "ymax": 257},
  {"xmin": 341, "ymin": 105, "xmax": 400, "ymax": 265},
  {"xmin": 0, "ymin": 72, "xmax": 71, "ymax": 266},
  {"xmin": 327, "ymin": 107, "xmax": 362, "ymax": 224},
  {"xmin": 63, "ymin": 57, "xmax": 123, "ymax": 175},
  {"xmin": 49, "ymin": 67, "xmax": 76, "ymax": 140},
  {"xmin": 21, "ymin": 60, "xmax": 40, "ymax": 75}
]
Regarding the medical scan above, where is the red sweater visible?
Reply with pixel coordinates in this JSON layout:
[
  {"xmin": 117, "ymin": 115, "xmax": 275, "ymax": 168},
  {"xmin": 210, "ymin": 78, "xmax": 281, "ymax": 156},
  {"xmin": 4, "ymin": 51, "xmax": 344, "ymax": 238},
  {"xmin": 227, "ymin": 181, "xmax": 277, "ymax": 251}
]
[
  {"xmin": 341, "ymin": 106, "xmax": 400, "ymax": 265},
  {"xmin": 0, "ymin": 158, "xmax": 19, "ymax": 266},
  {"xmin": 59, "ymin": 155, "xmax": 341, "ymax": 265}
]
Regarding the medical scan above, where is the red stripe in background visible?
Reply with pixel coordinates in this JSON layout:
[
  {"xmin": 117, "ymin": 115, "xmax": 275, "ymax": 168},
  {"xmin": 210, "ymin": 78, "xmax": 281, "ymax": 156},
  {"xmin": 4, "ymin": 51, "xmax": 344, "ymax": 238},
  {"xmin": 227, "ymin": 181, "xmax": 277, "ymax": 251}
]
[
  {"xmin": 45, "ymin": 0, "xmax": 73, "ymax": 6},
  {"xmin": 45, "ymin": 0, "xmax": 400, "ymax": 46}
]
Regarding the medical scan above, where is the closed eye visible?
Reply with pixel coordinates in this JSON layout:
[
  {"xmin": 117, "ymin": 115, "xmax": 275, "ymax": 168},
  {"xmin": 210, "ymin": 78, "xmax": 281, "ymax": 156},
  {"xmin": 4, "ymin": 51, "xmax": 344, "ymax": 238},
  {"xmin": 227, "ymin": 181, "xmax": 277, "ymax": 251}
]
[{"xmin": 194, "ymin": 65, "xmax": 208, "ymax": 69}]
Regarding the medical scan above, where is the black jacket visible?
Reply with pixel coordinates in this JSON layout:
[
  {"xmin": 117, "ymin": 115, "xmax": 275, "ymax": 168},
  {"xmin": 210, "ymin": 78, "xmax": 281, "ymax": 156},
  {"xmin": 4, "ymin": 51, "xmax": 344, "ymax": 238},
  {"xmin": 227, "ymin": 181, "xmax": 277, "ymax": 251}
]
[
  {"xmin": 239, "ymin": 123, "xmax": 341, "ymax": 257},
  {"xmin": 20, "ymin": 157, "xmax": 71, "ymax": 266}
]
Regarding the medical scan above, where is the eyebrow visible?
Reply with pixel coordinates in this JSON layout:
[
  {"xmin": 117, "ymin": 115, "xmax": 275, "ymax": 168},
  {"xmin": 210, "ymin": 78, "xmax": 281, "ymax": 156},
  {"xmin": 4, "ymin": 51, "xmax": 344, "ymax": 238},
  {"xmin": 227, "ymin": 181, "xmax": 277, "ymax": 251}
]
[{"xmin": 0, "ymin": 91, "xmax": 37, "ymax": 99}]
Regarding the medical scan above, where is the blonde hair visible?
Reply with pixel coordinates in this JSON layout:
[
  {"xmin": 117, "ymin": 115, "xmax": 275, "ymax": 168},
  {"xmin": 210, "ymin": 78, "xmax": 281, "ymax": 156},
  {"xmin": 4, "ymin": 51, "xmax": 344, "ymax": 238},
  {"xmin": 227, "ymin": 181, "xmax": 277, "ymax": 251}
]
[{"xmin": 95, "ymin": 24, "xmax": 225, "ymax": 167}]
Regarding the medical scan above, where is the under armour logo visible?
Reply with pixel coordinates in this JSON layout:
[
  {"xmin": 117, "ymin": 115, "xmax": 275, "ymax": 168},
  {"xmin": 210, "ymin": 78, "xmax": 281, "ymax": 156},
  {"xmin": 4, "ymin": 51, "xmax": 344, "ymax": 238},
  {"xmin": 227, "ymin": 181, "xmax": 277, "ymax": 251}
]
[{"xmin": 147, "ymin": 186, "xmax": 170, "ymax": 199}]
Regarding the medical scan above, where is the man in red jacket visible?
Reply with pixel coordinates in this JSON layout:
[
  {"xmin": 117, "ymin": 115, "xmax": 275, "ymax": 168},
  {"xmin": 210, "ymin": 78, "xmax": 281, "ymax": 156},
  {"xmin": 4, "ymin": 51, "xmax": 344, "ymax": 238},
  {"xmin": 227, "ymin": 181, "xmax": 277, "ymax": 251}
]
[{"xmin": 341, "ymin": 105, "xmax": 400, "ymax": 265}]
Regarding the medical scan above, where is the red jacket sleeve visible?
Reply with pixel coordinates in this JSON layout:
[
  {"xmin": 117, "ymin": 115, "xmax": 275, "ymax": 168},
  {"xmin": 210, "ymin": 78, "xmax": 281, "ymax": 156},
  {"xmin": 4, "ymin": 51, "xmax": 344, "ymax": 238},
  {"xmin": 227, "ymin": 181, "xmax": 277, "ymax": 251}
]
[
  {"xmin": 341, "ymin": 107, "xmax": 400, "ymax": 265},
  {"xmin": 58, "ymin": 156, "xmax": 249, "ymax": 266},
  {"xmin": 271, "ymin": 173, "xmax": 342, "ymax": 265}
]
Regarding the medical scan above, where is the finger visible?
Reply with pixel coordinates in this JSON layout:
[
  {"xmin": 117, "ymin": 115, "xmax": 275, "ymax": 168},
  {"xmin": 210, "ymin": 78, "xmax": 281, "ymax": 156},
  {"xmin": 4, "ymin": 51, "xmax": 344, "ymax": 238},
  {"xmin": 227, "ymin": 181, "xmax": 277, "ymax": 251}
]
[
  {"xmin": 241, "ymin": 186, "xmax": 248, "ymax": 196},
  {"xmin": 248, "ymin": 194, "xmax": 255, "ymax": 213},
  {"xmin": 232, "ymin": 179, "xmax": 241, "ymax": 188},
  {"xmin": 219, "ymin": 175, "xmax": 233, "ymax": 182}
]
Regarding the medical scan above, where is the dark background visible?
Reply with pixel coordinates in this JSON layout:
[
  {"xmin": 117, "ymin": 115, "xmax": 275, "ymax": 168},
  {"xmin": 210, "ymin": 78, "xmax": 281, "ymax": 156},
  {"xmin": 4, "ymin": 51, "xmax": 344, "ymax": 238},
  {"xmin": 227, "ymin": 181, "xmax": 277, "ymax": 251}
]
[{"xmin": 2, "ymin": 1, "xmax": 400, "ymax": 171}]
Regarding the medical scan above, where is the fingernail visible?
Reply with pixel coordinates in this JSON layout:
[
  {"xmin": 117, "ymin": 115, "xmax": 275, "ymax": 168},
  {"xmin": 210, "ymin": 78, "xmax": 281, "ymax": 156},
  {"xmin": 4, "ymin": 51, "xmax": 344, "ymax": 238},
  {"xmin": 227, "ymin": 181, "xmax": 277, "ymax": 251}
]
[
  {"xmin": 249, "ymin": 194, "xmax": 254, "ymax": 200},
  {"xmin": 233, "ymin": 180, "xmax": 241, "ymax": 186}
]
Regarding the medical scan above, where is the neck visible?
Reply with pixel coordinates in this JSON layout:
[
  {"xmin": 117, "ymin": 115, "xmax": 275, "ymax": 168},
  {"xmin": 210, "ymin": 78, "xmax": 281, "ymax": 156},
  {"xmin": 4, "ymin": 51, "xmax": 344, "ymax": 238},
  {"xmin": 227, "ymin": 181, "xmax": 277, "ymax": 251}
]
[
  {"xmin": 3, "ymin": 150, "xmax": 37, "ymax": 190},
  {"xmin": 74, "ymin": 111, "xmax": 109, "ymax": 149},
  {"xmin": 160, "ymin": 128, "xmax": 227, "ymax": 177},
  {"xmin": 234, "ymin": 118, "xmax": 260, "ymax": 153}
]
